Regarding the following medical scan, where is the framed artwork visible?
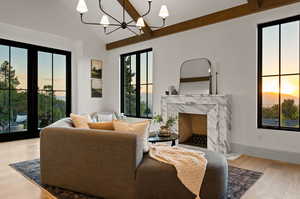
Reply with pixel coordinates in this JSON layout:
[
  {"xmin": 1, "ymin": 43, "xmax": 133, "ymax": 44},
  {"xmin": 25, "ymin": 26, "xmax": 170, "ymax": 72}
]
[
  {"xmin": 91, "ymin": 59, "xmax": 102, "ymax": 79},
  {"xmin": 91, "ymin": 79, "xmax": 102, "ymax": 98},
  {"xmin": 91, "ymin": 59, "xmax": 103, "ymax": 98}
]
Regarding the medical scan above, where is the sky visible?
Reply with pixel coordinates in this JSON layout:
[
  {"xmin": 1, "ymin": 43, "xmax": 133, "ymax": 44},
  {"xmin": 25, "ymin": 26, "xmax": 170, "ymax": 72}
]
[
  {"xmin": 0, "ymin": 45, "xmax": 66, "ymax": 97},
  {"xmin": 262, "ymin": 21, "xmax": 300, "ymax": 98}
]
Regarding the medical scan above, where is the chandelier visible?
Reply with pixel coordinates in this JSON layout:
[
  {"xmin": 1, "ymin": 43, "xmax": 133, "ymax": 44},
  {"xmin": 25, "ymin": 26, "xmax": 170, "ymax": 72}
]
[{"xmin": 76, "ymin": 0, "xmax": 169, "ymax": 35}]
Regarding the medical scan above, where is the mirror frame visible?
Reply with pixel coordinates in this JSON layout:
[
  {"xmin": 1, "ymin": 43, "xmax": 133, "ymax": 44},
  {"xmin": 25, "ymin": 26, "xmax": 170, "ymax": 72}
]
[{"xmin": 179, "ymin": 58, "xmax": 212, "ymax": 95}]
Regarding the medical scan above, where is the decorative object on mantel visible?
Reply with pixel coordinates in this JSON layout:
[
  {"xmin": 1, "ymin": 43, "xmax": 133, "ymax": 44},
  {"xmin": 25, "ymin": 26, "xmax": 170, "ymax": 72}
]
[
  {"xmin": 215, "ymin": 71, "xmax": 219, "ymax": 95},
  {"xmin": 168, "ymin": 85, "xmax": 178, "ymax": 95},
  {"xmin": 91, "ymin": 59, "xmax": 103, "ymax": 98},
  {"xmin": 76, "ymin": 0, "xmax": 169, "ymax": 35},
  {"xmin": 179, "ymin": 58, "xmax": 213, "ymax": 95},
  {"xmin": 153, "ymin": 114, "xmax": 178, "ymax": 137}
]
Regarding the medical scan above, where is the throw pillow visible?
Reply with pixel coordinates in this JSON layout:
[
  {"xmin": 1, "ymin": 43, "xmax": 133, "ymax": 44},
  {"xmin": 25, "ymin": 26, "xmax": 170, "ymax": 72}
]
[
  {"xmin": 113, "ymin": 120, "xmax": 150, "ymax": 153},
  {"xmin": 88, "ymin": 121, "xmax": 115, "ymax": 130},
  {"xmin": 97, "ymin": 112, "xmax": 116, "ymax": 122},
  {"xmin": 70, "ymin": 113, "xmax": 91, "ymax": 129}
]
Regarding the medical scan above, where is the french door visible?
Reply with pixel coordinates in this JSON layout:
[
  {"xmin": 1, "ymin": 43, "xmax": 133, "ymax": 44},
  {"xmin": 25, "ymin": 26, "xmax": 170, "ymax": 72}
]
[{"xmin": 0, "ymin": 39, "xmax": 71, "ymax": 141}]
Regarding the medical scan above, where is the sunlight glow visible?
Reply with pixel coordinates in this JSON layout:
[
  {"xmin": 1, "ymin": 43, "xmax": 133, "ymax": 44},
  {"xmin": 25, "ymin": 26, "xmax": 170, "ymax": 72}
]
[{"xmin": 263, "ymin": 78, "xmax": 299, "ymax": 96}]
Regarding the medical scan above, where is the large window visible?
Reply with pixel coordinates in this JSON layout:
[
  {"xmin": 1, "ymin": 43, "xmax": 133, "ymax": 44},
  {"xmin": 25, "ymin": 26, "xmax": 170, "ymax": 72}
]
[
  {"xmin": 258, "ymin": 16, "xmax": 300, "ymax": 131},
  {"xmin": 0, "ymin": 39, "xmax": 71, "ymax": 141},
  {"xmin": 121, "ymin": 48, "xmax": 153, "ymax": 118}
]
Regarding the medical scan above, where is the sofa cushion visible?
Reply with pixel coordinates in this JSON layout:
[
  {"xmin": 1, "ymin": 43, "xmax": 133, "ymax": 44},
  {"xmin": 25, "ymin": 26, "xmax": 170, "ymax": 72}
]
[
  {"xmin": 113, "ymin": 120, "xmax": 150, "ymax": 152},
  {"xmin": 70, "ymin": 113, "xmax": 91, "ymax": 129},
  {"xmin": 136, "ymin": 149, "xmax": 228, "ymax": 199},
  {"xmin": 48, "ymin": 118, "xmax": 74, "ymax": 128},
  {"xmin": 90, "ymin": 112, "xmax": 118, "ymax": 122},
  {"xmin": 88, "ymin": 121, "xmax": 115, "ymax": 130}
]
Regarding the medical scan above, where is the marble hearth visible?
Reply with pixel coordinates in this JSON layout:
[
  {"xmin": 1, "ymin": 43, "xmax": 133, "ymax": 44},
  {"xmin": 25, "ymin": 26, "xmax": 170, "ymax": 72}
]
[{"xmin": 161, "ymin": 94, "xmax": 231, "ymax": 154}]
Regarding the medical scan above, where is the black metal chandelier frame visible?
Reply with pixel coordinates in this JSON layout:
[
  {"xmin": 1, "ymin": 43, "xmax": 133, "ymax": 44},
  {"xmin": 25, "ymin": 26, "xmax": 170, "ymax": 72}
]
[{"xmin": 80, "ymin": 0, "xmax": 166, "ymax": 35}]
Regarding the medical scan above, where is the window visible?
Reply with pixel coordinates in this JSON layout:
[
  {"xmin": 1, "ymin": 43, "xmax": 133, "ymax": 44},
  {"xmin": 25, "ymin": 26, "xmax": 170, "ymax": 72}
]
[
  {"xmin": 258, "ymin": 15, "xmax": 300, "ymax": 131},
  {"xmin": 0, "ymin": 38, "xmax": 71, "ymax": 141},
  {"xmin": 38, "ymin": 52, "xmax": 68, "ymax": 128},
  {"xmin": 121, "ymin": 48, "xmax": 153, "ymax": 118}
]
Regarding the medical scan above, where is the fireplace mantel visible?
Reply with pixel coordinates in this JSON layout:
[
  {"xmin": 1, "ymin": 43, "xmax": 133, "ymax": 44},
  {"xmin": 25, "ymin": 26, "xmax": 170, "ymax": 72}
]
[{"xmin": 161, "ymin": 94, "xmax": 231, "ymax": 154}]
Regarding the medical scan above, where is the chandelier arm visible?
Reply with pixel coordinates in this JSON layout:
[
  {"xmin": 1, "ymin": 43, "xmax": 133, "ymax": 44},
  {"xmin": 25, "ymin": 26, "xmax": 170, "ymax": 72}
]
[
  {"xmin": 80, "ymin": 14, "xmax": 121, "ymax": 26},
  {"xmin": 98, "ymin": 0, "xmax": 122, "ymax": 24},
  {"xmin": 126, "ymin": 27, "xmax": 140, "ymax": 36},
  {"xmin": 105, "ymin": 26, "xmax": 122, "ymax": 35},
  {"xmin": 127, "ymin": 24, "xmax": 140, "ymax": 28},
  {"xmin": 126, "ymin": 1, "xmax": 151, "ymax": 25}
]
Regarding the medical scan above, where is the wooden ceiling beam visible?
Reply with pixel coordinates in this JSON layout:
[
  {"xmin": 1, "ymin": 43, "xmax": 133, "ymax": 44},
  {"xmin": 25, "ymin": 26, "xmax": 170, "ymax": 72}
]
[
  {"xmin": 116, "ymin": 0, "xmax": 152, "ymax": 35},
  {"xmin": 107, "ymin": 0, "xmax": 300, "ymax": 50},
  {"xmin": 248, "ymin": 0, "xmax": 263, "ymax": 9}
]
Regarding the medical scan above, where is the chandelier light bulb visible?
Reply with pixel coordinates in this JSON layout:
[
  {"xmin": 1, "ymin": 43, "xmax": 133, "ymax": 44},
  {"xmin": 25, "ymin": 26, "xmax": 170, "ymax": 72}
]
[
  {"xmin": 100, "ymin": 15, "xmax": 110, "ymax": 27},
  {"xmin": 136, "ymin": 17, "xmax": 146, "ymax": 28},
  {"xmin": 76, "ymin": 0, "xmax": 88, "ymax": 13},
  {"xmin": 159, "ymin": 5, "xmax": 169, "ymax": 19}
]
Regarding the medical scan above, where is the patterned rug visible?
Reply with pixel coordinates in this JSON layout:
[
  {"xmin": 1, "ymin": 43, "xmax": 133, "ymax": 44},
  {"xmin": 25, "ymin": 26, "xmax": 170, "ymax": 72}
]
[{"xmin": 10, "ymin": 159, "xmax": 262, "ymax": 199}]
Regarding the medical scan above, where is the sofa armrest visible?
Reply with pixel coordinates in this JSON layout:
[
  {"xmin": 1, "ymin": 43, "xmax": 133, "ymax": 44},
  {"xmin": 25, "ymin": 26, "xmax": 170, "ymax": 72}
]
[{"xmin": 40, "ymin": 127, "xmax": 143, "ymax": 199}]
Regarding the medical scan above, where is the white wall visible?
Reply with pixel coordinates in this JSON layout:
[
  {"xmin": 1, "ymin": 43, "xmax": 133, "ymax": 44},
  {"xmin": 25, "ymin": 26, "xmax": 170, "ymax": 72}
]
[
  {"xmin": 105, "ymin": 3, "xmax": 300, "ymax": 163},
  {"xmin": 0, "ymin": 22, "xmax": 106, "ymax": 114}
]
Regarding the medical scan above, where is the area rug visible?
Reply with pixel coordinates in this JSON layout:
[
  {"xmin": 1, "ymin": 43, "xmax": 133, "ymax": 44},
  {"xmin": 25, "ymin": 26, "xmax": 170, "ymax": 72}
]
[{"xmin": 10, "ymin": 159, "xmax": 262, "ymax": 199}]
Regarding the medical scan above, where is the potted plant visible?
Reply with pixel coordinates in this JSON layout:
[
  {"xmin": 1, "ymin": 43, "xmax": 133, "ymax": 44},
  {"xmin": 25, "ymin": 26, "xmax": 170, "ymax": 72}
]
[{"xmin": 153, "ymin": 114, "xmax": 177, "ymax": 137}]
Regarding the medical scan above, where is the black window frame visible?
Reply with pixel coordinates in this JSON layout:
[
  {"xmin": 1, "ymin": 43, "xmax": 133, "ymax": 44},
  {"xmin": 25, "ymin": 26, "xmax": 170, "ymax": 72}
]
[
  {"xmin": 0, "ymin": 38, "xmax": 71, "ymax": 142},
  {"xmin": 120, "ymin": 48, "xmax": 153, "ymax": 119},
  {"xmin": 258, "ymin": 15, "xmax": 300, "ymax": 132}
]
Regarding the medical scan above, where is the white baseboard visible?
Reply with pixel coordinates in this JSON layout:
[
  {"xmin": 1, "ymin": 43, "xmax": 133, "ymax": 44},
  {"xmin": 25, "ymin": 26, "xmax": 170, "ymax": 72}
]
[{"xmin": 231, "ymin": 143, "xmax": 300, "ymax": 164}]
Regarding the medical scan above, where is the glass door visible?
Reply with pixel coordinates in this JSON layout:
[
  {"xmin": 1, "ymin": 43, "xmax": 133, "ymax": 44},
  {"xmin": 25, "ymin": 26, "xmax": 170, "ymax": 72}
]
[
  {"xmin": 38, "ymin": 52, "xmax": 67, "ymax": 128},
  {"xmin": 0, "ymin": 38, "xmax": 71, "ymax": 141},
  {"xmin": 0, "ymin": 45, "xmax": 28, "ymax": 134}
]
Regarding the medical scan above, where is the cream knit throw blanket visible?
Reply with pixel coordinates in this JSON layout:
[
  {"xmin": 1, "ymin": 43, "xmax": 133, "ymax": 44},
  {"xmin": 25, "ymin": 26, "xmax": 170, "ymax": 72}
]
[{"xmin": 149, "ymin": 144, "xmax": 207, "ymax": 199}]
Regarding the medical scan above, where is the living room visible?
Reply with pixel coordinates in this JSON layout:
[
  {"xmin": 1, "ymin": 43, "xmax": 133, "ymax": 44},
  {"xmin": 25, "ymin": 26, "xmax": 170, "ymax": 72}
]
[{"xmin": 1, "ymin": 0, "xmax": 300, "ymax": 199}]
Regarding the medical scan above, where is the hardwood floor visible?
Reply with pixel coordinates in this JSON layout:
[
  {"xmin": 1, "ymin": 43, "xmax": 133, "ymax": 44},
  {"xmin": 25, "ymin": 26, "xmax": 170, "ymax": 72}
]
[
  {"xmin": 0, "ymin": 138, "xmax": 54, "ymax": 199},
  {"xmin": 0, "ymin": 138, "xmax": 300, "ymax": 199}
]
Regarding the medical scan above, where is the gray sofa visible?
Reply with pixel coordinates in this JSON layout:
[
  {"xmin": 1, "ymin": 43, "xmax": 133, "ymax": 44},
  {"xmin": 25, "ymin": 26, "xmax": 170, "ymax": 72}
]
[{"xmin": 40, "ymin": 118, "xmax": 228, "ymax": 199}]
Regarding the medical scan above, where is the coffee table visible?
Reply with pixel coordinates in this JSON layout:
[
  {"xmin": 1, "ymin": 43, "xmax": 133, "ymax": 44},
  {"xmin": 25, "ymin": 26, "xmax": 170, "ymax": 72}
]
[{"xmin": 148, "ymin": 133, "xmax": 178, "ymax": 146}]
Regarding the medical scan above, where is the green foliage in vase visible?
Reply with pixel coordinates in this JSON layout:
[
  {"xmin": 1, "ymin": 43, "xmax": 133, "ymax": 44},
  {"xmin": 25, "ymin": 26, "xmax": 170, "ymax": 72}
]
[{"xmin": 153, "ymin": 114, "xmax": 177, "ymax": 128}]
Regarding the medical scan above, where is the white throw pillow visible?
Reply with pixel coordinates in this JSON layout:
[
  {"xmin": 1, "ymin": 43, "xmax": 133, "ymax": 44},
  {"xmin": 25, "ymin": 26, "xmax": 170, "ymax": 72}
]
[{"xmin": 97, "ymin": 113, "xmax": 116, "ymax": 122}]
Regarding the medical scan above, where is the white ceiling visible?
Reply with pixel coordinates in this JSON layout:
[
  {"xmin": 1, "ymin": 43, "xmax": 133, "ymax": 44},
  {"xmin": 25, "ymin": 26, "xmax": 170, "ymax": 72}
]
[{"xmin": 0, "ymin": 0, "xmax": 248, "ymax": 44}]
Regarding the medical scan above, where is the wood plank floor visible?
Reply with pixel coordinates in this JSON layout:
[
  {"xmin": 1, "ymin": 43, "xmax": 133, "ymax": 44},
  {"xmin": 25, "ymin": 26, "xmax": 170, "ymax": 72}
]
[{"xmin": 0, "ymin": 138, "xmax": 300, "ymax": 199}]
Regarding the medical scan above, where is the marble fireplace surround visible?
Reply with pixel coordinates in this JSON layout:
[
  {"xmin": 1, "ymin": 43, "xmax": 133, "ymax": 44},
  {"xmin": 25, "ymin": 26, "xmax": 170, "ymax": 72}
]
[{"xmin": 161, "ymin": 94, "xmax": 231, "ymax": 154}]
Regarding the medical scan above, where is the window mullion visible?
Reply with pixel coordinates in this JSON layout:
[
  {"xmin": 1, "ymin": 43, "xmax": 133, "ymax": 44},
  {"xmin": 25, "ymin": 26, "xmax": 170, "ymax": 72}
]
[
  {"xmin": 146, "ymin": 52, "xmax": 148, "ymax": 117},
  {"xmin": 136, "ymin": 53, "xmax": 141, "ymax": 117},
  {"xmin": 8, "ymin": 46, "xmax": 11, "ymax": 132},
  {"xmin": 279, "ymin": 24, "xmax": 281, "ymax": 128},
  {"xmin": 299, "ymin": 20, "xmax": 300, "ymax": 129},
  {"xmin": 129, "ymin": 57, "xmax": 132, "ymax": 115},
  {"xmin": 51, "ymin": 53, "xmax": 54, "ymax": 123}
]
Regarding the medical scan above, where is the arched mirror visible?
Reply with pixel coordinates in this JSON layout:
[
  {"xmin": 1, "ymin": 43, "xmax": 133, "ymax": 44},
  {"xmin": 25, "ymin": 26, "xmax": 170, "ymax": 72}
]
[{"xmin": 179, "ymin": 58, "xmax": 212, "ymax": 95}]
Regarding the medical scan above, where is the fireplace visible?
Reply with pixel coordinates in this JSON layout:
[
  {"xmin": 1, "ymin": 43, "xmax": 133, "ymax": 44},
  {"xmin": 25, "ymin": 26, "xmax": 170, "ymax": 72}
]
[
  {"xmin": 179, "ymin": 113, "xmax": 207, "ymax": 148},
  {"xmin": 161, "ymin": 94, "xmax": 231, "ymax": 154}
]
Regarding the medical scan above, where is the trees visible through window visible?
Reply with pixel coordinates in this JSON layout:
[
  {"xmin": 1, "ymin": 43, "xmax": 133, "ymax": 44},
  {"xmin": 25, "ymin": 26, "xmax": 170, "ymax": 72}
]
[
  {"xmin": 258, "ymin": 16, "xmax": 300, "ymax": 131},
  {"xmin": 121, "ymin": 49, "xmax": 153, "ymax": 118},
  {"xmin": 0, "ymin": 39, "xmax": 71, "ymax": 141}
]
